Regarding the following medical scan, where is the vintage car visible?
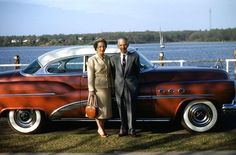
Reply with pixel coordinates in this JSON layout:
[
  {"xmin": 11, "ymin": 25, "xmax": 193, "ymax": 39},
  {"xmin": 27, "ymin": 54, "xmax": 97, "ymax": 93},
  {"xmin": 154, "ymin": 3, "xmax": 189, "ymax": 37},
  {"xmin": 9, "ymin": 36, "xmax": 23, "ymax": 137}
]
[{"xmin": 0, "ymin": 46, "xmax": 236, "ymax": 134}]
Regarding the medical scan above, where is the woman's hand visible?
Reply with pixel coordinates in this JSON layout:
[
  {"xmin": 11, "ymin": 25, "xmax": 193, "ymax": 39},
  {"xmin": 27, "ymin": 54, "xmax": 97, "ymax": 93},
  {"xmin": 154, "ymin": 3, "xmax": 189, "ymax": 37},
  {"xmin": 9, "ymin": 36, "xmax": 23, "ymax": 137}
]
[{"xmin": 89, "ymin": 91, "xmax": 95, "ymax": 96}]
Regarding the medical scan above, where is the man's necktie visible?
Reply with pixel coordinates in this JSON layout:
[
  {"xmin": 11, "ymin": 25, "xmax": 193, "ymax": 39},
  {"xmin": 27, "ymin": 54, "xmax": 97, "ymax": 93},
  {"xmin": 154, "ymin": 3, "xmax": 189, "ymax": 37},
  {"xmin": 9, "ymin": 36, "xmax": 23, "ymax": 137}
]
[{"xmin": 122, "ymin": 54, "xmax": 126, "ymax": 73}]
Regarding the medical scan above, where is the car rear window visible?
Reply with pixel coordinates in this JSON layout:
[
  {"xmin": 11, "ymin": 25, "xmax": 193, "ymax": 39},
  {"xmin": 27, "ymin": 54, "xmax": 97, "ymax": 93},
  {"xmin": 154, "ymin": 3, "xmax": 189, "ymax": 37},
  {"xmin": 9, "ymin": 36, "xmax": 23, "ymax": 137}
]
[{"xmin": 23, "ymin": 60, "xmax": 41, "ymax": 74}]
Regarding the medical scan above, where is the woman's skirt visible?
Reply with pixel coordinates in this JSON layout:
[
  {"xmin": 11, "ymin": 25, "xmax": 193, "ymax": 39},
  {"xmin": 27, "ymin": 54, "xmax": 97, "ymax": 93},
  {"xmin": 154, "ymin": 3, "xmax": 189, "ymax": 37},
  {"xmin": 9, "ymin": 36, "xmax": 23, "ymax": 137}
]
[{"xmin": 95, "ymin": 88, "xmax": 112, "ymax": 119}]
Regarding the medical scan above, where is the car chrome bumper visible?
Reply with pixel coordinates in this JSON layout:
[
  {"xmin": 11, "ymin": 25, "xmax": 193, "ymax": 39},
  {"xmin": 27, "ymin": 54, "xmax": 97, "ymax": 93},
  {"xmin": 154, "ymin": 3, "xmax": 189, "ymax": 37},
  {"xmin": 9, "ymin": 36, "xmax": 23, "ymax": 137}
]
[{"xmin": 222, "ymin": 100, "xmax": 236, "ymax": 114}]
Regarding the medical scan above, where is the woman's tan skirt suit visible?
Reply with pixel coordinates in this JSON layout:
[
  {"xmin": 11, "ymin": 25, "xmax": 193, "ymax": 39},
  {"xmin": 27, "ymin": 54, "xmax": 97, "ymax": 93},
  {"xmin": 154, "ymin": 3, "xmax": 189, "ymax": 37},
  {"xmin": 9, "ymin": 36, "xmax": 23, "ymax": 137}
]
[{"xmin": 87, "ymin": 54, "xmax": 112, "ymax": 119}]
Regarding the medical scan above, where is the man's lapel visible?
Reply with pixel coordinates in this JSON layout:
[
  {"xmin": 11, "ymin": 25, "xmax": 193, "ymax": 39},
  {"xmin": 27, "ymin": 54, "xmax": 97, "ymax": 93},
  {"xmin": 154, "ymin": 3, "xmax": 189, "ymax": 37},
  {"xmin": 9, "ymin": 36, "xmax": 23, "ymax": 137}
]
[
  {"xmin": 124, "ymin": 52, "xmax": 133, "ymax": 75},
  {"xmin": 115, "ymin": 54, "xmax": 122, "ymax": 74}
]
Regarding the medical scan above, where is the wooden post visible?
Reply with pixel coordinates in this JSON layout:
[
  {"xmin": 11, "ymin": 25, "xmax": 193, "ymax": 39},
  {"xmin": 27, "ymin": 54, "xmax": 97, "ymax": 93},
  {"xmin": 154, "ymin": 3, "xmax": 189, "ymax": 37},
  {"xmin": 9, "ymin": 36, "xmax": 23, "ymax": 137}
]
[
  {"xmin": 14, "ymin": 55, "xmax": 20, "ymax": 69},
  {"xmin": 159, "ymin": 51, "xmax": 164, "ymax": 66}
]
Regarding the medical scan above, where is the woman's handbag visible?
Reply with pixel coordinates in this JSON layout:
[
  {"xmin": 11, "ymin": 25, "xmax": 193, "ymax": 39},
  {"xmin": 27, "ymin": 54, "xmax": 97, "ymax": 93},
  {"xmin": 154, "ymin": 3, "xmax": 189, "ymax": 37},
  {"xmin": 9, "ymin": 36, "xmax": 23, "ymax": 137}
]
[{"xmin": 85, "ymin": 94, "xmax": 98, "ymax": 119}]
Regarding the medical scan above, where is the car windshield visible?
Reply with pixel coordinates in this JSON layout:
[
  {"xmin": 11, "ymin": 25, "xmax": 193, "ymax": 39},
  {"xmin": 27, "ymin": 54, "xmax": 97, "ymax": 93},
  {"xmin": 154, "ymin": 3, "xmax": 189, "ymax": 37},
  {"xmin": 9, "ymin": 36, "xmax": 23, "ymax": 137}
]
[
  {"xmin": 138, "ymin": 52, "xmax": 154, "ymax": 71},
  {"xmin": 23, "ymin": 60, "xmax": 41, "ymax": 74},
  {"xmin": 107, "ymin": 51, "xmax": 154, "ymax": 71}
]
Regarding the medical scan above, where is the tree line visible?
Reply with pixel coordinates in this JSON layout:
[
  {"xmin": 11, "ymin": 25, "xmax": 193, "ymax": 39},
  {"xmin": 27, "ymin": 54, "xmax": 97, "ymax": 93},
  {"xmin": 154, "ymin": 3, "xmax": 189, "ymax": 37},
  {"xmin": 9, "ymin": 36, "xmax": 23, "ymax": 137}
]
[{"xmin": 0, "ymin": 28, "xmax": 235, "ymax": 47}]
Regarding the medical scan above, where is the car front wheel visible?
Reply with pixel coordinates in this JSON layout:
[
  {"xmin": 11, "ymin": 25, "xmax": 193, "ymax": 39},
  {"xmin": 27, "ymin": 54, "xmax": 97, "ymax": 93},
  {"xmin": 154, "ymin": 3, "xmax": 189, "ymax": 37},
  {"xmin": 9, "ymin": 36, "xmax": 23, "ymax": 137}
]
[
  {"xmin": 181, "ymin": 100, "xmax": 218, "ymax": 133},
  {"xmin": 8, "ymin": 109, "xmax": 45, "ymax": 134}
]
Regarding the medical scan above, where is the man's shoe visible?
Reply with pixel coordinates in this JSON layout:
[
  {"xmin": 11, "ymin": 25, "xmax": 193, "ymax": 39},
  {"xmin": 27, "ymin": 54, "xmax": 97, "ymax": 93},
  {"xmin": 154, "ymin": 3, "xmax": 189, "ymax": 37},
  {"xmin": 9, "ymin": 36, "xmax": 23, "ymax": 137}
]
[
  {"xmin": 118, "ymin": 133, "xmax": 128, "ymax": 137},
  {"xmin": 129, "ymin": 132, "xmax": 137, "ymax": 137}
]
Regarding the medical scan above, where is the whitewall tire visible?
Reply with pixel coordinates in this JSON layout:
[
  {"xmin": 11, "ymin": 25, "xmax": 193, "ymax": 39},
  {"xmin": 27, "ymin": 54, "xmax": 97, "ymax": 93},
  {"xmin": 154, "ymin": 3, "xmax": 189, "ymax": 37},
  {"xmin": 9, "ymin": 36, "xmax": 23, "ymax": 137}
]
[
  {"xmin": 8, "ymin": 110, "xmax": 45, "ymax": 134},
  {"xmin": 181, "ymin": 100, "xmax": 218, "ymax": 133}
]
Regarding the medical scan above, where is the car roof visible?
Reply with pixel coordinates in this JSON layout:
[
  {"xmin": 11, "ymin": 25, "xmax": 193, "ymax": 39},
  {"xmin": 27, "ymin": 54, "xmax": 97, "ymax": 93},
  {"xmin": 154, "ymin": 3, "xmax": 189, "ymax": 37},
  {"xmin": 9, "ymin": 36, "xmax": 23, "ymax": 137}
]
[{"xmin": 38, "ymin": 46, "xmax": 120, "ymax": 66}]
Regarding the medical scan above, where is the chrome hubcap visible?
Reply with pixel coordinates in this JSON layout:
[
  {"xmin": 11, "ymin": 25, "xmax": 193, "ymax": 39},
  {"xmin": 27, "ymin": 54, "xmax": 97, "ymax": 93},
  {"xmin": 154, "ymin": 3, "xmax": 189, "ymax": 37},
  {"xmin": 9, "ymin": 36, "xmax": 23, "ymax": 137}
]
[
  {"xmin": 188, "ymin": 103, "xmax": 212, "ymax": 127},
  {"xmin": 14, "ymin": 110, "xmax": 36, "ymax": 128}
]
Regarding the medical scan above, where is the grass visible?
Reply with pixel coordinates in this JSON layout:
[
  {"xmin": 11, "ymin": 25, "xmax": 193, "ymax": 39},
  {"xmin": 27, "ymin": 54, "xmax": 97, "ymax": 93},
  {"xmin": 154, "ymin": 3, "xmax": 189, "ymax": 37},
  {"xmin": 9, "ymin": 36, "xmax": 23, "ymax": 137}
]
[
  {"xmin": 1, "ymin": 130, "xmax": 236, "ymax": 153},
  {"xmin": 1, "ymin": 117, "xmax": 236, "ymax": 153}
]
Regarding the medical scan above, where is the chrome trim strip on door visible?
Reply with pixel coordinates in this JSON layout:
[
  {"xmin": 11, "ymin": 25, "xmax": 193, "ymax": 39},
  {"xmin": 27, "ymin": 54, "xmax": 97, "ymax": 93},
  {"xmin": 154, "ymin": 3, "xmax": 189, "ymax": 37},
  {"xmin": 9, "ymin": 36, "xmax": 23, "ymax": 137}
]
[
  {"xmin": 138, "ymin": 94, "xmax": 213, "ymax": 100},
  {"xmin": 0, "ymin": 93, "xmax": 55, "ymax": 97},
  {"xmin": 50, "ymin": 94, "xmax": 213, "ymax": 120},
  {"xmin": 50, "ymin": 100, "xmax": 87, "ymax": 119}
]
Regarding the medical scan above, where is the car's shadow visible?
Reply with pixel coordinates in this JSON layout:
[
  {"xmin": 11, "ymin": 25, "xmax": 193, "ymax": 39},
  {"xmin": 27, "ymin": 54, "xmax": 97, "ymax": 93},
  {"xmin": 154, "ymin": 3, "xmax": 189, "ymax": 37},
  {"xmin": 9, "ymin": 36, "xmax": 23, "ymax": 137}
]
[
  {"xmin": 45, "ymin": 120, "xmax": 181, "ymax": 134},
  {"xmin": 1, "ymin": 113, "xmax": 236, "ymax": 135},
  {"xmin": 217, "ymin": 113, "xmax": 236, "ymax": 132},
  {"xmin": 45, "ymin": 113, "xmax": 236, "ymax": 134}
]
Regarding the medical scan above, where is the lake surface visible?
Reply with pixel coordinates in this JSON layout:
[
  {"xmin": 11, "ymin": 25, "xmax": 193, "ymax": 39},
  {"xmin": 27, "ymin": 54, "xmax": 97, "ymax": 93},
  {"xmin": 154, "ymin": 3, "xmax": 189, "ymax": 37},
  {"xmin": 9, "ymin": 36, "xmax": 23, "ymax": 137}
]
[{"xmin": 0, "ymin": 42, "xmax": 236, "ymax": 77}]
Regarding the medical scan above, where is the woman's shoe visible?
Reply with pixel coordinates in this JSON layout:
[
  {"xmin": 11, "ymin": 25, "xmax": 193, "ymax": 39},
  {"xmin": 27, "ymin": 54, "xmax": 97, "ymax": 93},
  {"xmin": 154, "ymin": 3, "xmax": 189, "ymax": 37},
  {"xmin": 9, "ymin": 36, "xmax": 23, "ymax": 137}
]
[{"xmin": 97, "ymin": 130, "xmax": 108, "ymax": 138}]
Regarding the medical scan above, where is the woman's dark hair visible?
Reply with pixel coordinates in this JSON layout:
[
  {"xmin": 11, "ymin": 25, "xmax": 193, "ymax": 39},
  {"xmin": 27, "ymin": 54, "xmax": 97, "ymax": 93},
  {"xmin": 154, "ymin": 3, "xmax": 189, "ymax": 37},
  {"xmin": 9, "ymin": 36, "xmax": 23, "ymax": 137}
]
[{"xmin": 93, "ymin": 38, "xmax": 107, "ymax": 50}]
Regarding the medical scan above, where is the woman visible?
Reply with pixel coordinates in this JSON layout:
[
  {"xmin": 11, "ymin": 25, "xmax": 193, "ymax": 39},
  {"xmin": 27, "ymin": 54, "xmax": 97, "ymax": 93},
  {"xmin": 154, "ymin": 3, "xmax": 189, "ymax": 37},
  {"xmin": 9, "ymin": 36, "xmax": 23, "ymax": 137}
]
[{"xmin": 87, "ymin": 38, "xmax": 112, "ymax": 138}]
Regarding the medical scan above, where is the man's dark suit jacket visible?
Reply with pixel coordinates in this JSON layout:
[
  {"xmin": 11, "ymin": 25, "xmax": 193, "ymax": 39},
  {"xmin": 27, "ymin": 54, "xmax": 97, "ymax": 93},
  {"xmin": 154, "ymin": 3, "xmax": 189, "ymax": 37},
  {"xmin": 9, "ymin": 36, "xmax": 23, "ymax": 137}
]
[{"xmin": 110, "ymin": 50, "xmax": 140, "ymax": 99}]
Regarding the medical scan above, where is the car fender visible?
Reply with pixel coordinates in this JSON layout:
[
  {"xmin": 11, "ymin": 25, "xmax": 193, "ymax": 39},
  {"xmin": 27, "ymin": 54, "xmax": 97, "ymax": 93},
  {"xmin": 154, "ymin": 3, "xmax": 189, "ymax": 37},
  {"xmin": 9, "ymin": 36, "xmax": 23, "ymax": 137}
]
[{"xmin": 174, "ymin": 97, "xmax": 218, "ymax": 120}]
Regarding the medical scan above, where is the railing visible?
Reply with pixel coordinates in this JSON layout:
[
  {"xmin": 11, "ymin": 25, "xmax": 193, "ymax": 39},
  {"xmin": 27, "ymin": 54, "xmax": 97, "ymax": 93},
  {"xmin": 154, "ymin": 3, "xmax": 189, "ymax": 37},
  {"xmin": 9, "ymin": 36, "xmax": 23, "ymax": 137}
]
[
  {"xmin": 150, "ymin": 60, "xmax": 186, "ymax": 67},
  {"xmin": 0, "ymin": 59, "xmax": 235, "ymax": 74},
  {"xmin": 151, "ymin": 59, "xmax": 236, "ymax": 74},
  {"xmin": 0, "ymin": 64, "xmax": 28, "ymax": 67},
  {"xmin": 225, "ymin": 59, "xmax": 236, "ymax": 73}
]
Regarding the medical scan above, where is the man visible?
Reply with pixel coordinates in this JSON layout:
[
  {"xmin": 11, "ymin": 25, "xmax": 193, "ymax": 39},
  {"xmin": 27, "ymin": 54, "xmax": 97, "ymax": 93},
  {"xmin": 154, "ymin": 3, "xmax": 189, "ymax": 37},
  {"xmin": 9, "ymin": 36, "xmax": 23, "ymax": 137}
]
[{"xmin": 110, "ymin": 37, "xmax": 140, "ymax": 137}]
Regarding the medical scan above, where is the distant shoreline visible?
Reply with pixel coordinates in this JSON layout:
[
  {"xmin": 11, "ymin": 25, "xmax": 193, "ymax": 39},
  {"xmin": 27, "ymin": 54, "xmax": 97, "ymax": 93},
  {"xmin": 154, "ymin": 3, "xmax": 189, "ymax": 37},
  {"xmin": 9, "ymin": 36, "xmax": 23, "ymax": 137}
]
[{"xmin": 0, "ymin": 28, "xmax": 236, "ymax": 47}]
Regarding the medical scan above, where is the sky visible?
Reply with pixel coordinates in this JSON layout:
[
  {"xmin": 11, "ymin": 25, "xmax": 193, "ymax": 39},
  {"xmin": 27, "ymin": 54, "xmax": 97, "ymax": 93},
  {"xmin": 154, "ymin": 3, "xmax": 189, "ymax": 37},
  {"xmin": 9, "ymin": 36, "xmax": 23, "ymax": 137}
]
[{"xmin": 0, "ymin": 0, "xmax": 236, "ymax": 36}]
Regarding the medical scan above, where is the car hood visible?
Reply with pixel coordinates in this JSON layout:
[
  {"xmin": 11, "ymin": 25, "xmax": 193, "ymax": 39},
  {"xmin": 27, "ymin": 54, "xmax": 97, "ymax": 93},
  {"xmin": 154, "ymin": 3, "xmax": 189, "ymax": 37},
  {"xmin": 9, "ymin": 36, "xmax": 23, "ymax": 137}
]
[
  {"xmin": 0, "ymin": 70, "xmax": 23, "ymax": 82},
  {"xmin": 140, "ymin": 66, "xmax": 230, "ymax": 83}
]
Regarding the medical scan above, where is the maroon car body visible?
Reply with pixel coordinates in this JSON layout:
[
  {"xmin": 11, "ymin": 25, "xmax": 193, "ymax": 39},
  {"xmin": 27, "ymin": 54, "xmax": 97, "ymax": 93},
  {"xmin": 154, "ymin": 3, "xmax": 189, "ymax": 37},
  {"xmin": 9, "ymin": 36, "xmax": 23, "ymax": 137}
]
[{"xmin": 0, "ymin": 47, "xmax": 235, "ymax": 134}]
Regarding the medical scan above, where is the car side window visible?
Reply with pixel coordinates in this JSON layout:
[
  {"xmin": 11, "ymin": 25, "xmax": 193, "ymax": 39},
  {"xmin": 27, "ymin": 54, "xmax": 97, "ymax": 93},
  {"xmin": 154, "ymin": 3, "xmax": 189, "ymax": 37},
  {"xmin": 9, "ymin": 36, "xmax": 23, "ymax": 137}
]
[{"xmin": 47, "ymin": 57, "xmax": 83, "ymax": 74}]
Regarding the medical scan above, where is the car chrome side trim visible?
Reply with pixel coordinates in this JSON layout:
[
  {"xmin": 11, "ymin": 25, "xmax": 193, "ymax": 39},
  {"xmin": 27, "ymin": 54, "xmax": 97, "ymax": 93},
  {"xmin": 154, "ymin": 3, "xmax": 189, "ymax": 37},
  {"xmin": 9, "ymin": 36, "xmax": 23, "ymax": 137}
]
[
  {"xmin": 49, "ymin": 94, "xmax": 213, "ymax": 120},
  {"xmin": 0, "ymin": 93, "xmax": 213, "ymax": 98},
  {"xmin": 138, "ymin": 94, "xmax": 213, "ymax": 99},
  {"xmin": 50, "ymin": 100, "xmax": 87, "ymax": 119},
  {"xmin": 52, "ymin": 118, "xmax": 171, "ymax": 122},
  {"xmin": 0, "ymin": 93, "xmax": 55, "ymax": 97}
]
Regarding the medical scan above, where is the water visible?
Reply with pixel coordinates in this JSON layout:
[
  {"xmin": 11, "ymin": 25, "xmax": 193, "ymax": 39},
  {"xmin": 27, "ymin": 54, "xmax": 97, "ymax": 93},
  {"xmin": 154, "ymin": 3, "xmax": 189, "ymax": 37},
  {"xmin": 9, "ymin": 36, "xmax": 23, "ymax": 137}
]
[
  {"xmin": 0, "ymin": 42, "xmax": 236, "ymax": 77},
  {"xmin": 133, "ymin": 42, "xmax": 236, "ymax": 60}
]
